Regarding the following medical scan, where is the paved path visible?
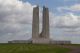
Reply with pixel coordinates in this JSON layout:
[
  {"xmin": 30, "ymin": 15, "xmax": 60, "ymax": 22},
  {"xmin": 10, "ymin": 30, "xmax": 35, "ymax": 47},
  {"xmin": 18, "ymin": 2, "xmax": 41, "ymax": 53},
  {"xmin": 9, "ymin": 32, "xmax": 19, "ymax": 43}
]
[
  {"xmin": 67, "ymin": 46, "xmax": 80, "ymax": 53},
  {"xmin": 57, "ymin": 45, "xmax": 80, "ymax": 53}
]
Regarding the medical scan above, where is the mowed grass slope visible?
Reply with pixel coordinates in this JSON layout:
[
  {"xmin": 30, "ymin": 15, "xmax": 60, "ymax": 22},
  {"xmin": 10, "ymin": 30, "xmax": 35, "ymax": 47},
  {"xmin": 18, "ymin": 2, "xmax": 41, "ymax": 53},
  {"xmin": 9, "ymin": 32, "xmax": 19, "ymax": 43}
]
[{"xmin": 0, "ymin": 44, "xmax": 71, "ymax": 53}]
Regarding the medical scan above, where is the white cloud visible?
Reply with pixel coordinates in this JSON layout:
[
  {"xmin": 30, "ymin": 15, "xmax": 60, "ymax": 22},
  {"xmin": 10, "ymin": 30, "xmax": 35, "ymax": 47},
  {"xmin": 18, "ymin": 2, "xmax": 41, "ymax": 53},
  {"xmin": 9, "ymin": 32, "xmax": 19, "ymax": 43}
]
[
  {"xmin": 58, "ymin": 4, "xmax": 80, "ymax": 12},
  {"xmin": 0, "ymin": 0, "xmax": 35, "ymax": 24},
  {"xmin": 0, "ymin": 0, "xmax": 35, "ymax": 43},
  {"xmin": 70, "ymin": 4, "xmax": 80, "ymax": 11},
  {"xmin": 56, "ymin": 3, "xmax": 80, "ymax": 34},
  {"xmin": 55, "ymin": 13, "xmax": 80, "ymax": 31}
]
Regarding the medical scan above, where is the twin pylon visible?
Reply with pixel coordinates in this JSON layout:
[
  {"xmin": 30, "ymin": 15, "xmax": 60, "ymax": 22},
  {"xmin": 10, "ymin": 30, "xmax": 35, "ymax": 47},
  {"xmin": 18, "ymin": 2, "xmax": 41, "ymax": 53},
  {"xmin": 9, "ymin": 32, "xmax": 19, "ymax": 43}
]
[{"xmin": 32, "ymin": 6, "xmax": 50, "ymax": 44}]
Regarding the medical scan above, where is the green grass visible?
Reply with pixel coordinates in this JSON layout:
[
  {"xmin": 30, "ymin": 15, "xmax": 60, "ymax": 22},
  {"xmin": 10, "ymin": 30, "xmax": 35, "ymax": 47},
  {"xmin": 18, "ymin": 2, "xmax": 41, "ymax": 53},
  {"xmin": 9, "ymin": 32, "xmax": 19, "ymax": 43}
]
[
  {"xmin": 66, "ymin": 44, "xmax": 80, "ymax": 47},
  {"xmin": 0, "ymin": 43, "xmax": 71, "ymax": 53}
]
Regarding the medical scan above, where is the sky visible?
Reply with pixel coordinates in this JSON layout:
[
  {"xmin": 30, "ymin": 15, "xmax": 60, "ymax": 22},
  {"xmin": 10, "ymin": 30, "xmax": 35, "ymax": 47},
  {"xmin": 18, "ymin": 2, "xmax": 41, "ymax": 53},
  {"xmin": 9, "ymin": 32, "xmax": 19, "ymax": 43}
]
[{"xmin": 0, "ymin": 0, "xmax": 80, "ymax": 44}]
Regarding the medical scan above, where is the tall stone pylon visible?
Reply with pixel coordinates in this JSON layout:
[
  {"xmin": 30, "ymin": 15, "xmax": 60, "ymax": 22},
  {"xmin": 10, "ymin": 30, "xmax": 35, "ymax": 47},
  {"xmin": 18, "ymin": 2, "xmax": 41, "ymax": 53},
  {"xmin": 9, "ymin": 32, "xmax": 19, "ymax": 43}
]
[
  {"xmin": 40, "ymin": 6, "xmax": 49, "ymax": 38},
  {"xmin": 32, "ymin": 6, "xmax": 39, "ymax": 43},
  {"xmin": 39, "ymin": 6, "xmax": 50, "ymax": 44}
]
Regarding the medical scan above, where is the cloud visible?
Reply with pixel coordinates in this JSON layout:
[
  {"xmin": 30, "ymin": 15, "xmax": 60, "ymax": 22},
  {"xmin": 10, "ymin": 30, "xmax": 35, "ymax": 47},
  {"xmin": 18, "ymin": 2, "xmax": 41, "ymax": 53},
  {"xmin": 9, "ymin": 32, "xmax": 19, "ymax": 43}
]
[
  {"xmin": 0, "ymin": 0, "xmax": 35, "ymax": 43},
  {"xmin": 0, "ymin": 0, "xmax": 35, "ymax": 24},
  {"xmin": 70, "ymin": 4, "xmax": 80, "ymax": 11},
  {"xmin": 56, "ymin": 3, "xmax": 80, "ymax": 33},
  {"xmin": 58, "ymin": 4, "xmax": 80, "ymax": 12},
  {"xmin": 55, "ymin": 13, "xmax": 80, "ymax": 32}
]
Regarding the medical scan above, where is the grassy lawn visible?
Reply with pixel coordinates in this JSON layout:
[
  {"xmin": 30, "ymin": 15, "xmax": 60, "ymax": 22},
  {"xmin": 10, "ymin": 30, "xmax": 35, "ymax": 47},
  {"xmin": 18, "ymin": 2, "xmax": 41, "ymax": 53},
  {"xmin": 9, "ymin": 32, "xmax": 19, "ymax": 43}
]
[
  {"xmin": 0, "ymin": 43, "xmax": 71, "ymax": 53},
  {"xmin": 64, "ymin": 44, "xmax": 80, "ymax": 47}
]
